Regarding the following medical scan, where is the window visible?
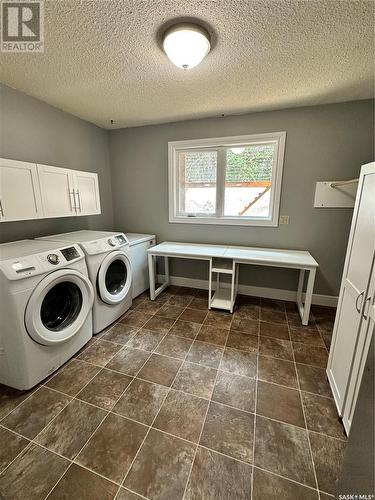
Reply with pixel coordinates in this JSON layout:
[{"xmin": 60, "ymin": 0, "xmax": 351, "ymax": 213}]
[{"xmin": 168, "ymin": 132, "xmax": 286, "ymax": 226}]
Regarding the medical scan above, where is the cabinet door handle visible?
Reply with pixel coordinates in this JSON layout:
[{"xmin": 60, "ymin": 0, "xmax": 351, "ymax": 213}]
[
  {"xmin": 363, "ymin": 295, "xmax": 372, "ymax": 320},
  {"xmin": 0, "ymin": 199, "xmax": 4, "ymax": 217},
  {"xmin": 355, "ymin": 291, "xmax": 364, "ymax": 313},
  {"xmin": 76, "ymin": 189, "xmax": 81, "ymax": 212},
  {"xmin": 69, "ymin": 190, "xmax": 76, "ymax": 212}
]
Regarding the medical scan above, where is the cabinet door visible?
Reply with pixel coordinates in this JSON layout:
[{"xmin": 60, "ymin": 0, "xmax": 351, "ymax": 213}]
[
  {"xmin": 342, "ymin": 261, "xmax": 375, "ymax": 433},
  {"xmin": 0, "ymin": 158, "xmax": 43, "ymax": 222},
  {"xmin": 73, "ymin": 170, "xmax": 101, "ymax": 216},
  {"xmin": 327, "ymin": 164, "xmax": 375, "ymax": 416},
  {"xmin": 38, "ymin": 164, "xmax": 76, "ymax": 218}
]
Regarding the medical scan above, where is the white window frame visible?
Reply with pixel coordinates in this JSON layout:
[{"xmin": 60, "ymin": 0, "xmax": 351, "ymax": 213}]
[{"xmin": 168, "ymin": 131, "xmax": 286, "ymax": 227}]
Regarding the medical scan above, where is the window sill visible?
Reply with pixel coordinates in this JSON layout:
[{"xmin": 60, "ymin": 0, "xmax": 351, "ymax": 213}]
[{"xmin": 169, "ymin": 216, "xmax": 279, "ymax": 227}]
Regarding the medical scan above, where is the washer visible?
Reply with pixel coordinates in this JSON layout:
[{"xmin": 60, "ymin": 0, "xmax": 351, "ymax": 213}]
[
  {"xmin": 38, "ymin": 231, "xmax": 132, "ymax": 334},
  {"xmin": 0, "ymin": 239, "xmax": 94, "ymax": 390}
]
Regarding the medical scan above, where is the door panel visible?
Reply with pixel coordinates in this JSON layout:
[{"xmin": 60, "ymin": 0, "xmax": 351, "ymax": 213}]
[
  {"xmin": 329, "ymin": 285, "xmax": 362, "ymax": 409},
  {"xmin": 327, "ymin": 165, "xmax": 375, "ymax": 424},
  {"xmin": 347, "ymin": 173, "xmax": 375, "ymax": 291},
  {"xmin": 0, "ymin": 159, "xmax": 42, "ymax": 222},
  {"xmin": 38, "ymin": 164, "xmax": 76, "ymax": 217},
  {"xmin": 74, "ymin": 171, "xmax": 101, "ymax": 216},
  {"xmin": 343, "ymin": 262, "xmax": 375, "ymax": 432}
]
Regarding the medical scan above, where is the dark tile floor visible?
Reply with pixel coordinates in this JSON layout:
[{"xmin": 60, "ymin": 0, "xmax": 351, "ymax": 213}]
[{"xmin": 0, "ymin": 287, "xmax": 345, "ymax": 500}]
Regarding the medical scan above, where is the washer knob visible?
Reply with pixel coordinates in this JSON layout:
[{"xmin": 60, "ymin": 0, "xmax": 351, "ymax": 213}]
[
  {"xmin": 47, "ymin": 253, "xmax": 59, "ymax": 265},
  {"xmin": 108, "ymin": 237, "xmax": 117, "ymax": 247}
]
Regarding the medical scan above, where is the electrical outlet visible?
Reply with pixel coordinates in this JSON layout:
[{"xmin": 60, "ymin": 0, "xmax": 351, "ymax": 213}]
[{"xmin": 279, "ymin": 215, "xmax": 290, "ymax": 225}]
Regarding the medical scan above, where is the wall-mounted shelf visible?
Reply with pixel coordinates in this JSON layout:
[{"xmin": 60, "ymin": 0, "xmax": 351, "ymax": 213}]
[{"xmin": 314, "ymin": 180, "xmax": 358, "ymax": 208}]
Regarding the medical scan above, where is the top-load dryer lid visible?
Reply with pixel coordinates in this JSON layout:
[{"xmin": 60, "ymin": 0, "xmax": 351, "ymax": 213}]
[
  {"xmin": 0, "ymin": 239, "xmax": 74, "ymax": 261},
  {"xmin": 38, "ymin": 230, "xmax": 129, "ymax": 244}
]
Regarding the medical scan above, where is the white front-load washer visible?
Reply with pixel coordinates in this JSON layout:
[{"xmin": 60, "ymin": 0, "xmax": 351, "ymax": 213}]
[
  {"xmin": 38, "ymin": 231, "xmax": 132, "ymax": 334},
  {"xmin": 0, "ymin": 239, "xmax": 94, "ymax": 390}
]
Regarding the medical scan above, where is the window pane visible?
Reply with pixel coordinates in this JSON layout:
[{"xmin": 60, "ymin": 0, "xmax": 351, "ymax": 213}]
[
  {"xmin": 224, "ymin": 144, "xmax": 275, "ymax": 217},
  {"xmin": 178, "ymin": 151, "xmax": 217, "ymax": 215}
]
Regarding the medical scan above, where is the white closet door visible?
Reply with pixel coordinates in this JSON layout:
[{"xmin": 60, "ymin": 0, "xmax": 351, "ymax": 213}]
[
  {"xmin": 0, "ymin": 158, "xmax": 42, "ymax": 222},
  {"xmin": 327, "ymin": 164, "xmax": 375, "ymax": 415},
  {"xmin": 38, "ymin": 164, "xmax": 76, "ymax": 218},
  {"xmin": 73, "ymin": 170, "xmax": 101, "ymax": 216},
  {"xmin": 343, "ymin": 260, "xmax": 375, "ymax": 432}
]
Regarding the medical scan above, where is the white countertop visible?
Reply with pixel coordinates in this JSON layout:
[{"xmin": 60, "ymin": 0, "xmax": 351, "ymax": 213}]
[{"xmin": 148, "ymin": 241, "xmax": 318, "ymax": 269}]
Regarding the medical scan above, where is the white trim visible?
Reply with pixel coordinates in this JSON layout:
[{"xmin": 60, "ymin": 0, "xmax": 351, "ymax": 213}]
[
  {"xmin": 168, "ymin": 132, "xmax": 286, "ymax": 227},
  {"xmin": 157, "ymin": 273, "xmax": 338, "ymax": 308}
]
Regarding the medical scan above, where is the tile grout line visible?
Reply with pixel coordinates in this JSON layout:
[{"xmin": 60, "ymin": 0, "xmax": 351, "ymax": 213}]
[
  {"xmin": 0, "ymin": 421, "xmax": 329, "ymax": 498},
  {"xmin": 0, "ymin": 291, "xmax": 336, "ymax": 498},
  {"xmin": 114, "ymin": 307, "xmax": 200, "ymax": 500},
  {"xmin": 181, "ymin": 316, "xmax": 233, "ymax": 500},
  {"xmin": 287, "ymin": 317, "xmax": 322, "ymax": 500},
  {"xmin": 250, "ymin": 313, "xmax": 260, "ymax": 500},
  {"xmin": 36, "ymin": 363, "xmax": 113, "ymax": 499}
]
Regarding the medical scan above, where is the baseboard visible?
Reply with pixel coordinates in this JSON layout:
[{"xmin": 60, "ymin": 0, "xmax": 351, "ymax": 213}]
[{"xmin": 157, "ymin": 274, "xmax": 338, "ymax": 307}]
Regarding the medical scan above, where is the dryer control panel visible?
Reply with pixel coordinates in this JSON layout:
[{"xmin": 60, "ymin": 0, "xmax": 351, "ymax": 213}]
[{"xmin": 81, "ymin": 233, "xmax": 129, "ymax": 256}]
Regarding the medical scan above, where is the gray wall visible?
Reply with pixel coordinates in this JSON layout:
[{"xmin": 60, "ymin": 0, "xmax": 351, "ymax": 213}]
[
  {"xmin": 0, "ymin": 84, "xmax": 114, "ymax": 243},
  {"xmin": 109, "ymin": 100, "xmax": 374, "ymax": 296}
]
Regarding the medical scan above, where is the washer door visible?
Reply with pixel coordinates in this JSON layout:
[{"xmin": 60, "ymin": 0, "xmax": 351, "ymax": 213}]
[
  {"xmin": 25, "ymin": 269, "xmax": 94, "ymax": 346},
  {"xmin": 97, "ymin": 251, "xmax": 132, "ymax": 305}
]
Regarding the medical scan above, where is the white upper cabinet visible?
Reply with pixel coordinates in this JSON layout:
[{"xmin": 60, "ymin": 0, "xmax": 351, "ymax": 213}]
[
  {"xmin": 73, "ymin": 170, "xmax": 101, "ymax": 216},
  {"xmin": 0, "ymin": 158, "xmax": 43, "ymax": 222},
  {"xmin": 0, "ymin": 158, "xmax": 102, "ymax": 222},
  {"xmin": 37, "ymin": 164, "xmax": 76, "ymax": 218}
]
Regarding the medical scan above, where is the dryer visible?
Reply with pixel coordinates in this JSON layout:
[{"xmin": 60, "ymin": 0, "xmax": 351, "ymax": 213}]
[
  {"xmin": 38, "ymin": 231, "xmax": 132, "ymax": 333},
  {"xmin": 0, "ymin": 239, "xmax": 94, "ymax": 390}
]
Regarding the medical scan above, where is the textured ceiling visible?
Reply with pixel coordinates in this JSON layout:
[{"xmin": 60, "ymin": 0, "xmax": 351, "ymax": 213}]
[{"xmin": 1, "ymin": 0, "xmax": 374, "ymax": 129}]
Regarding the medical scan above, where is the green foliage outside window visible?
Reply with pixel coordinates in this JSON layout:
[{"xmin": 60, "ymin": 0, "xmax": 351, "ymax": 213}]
[{"xmin": 184, "ymin": 145, "xmax": 274, "ymax": 184}]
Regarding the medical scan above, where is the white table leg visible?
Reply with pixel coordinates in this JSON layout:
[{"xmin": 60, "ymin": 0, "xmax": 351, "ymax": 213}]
[
  {"xmin": 208, "ymin": 259, "xmax": 212, "ymax": 309},
  {"xmin": 302, "ymin": 267, "xmax": 316, "ymax": 325},
  {"xmin": 164, "ymin": 256, "xmax": 170, "ymax": 285},
  {"xmin": 230, "ymin": 261, "xmax": 236, "ymax": 313},
  {"xmin": 148, "ymin": 253, "xmax": 156, "ymax": 300},
  {"xmin": 297, "ymin": 269, "xmax": 305, "ymax": 306}
]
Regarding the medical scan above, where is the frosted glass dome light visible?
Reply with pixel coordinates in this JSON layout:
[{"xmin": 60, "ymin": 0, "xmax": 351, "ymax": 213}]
[{"xmin": 162, "ymin": 23, "xmax": 211, "ymax": 70}]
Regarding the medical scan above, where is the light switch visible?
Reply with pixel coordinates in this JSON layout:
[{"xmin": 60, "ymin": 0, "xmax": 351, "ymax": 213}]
[{"xmin": 279, "ymin": 215, "xmax": 289, "ymax": 225}]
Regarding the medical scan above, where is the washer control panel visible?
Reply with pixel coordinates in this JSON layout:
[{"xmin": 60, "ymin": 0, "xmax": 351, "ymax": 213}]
[{"xmin": 0, "ymin": 244, "xmax": 84, "ymax": 281}]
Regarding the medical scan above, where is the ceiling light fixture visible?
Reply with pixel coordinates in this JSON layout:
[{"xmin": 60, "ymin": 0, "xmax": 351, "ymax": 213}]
[{"xmin": 162, "ymin": 23, "xmax": 211, "ymax": 70}]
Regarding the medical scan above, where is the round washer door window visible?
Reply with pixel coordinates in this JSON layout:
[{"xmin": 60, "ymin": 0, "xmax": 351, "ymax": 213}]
[
  {"xmin": 25, "ymin": 270, "xmax": 94, "ymax": 346},
  {"xmin": 40, "ymin": 282, "xmax": 83, "ymax": 331},
  {"xmin": 97, "ymin": 251, "xmax": 132, "ymax": 305}
]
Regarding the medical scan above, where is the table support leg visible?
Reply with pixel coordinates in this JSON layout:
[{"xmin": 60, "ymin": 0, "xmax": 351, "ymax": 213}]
[
  {"xmin": 208, "ymin": 259, "xmax": 212, "ymax": 309},
  {"xmin": 164, "ymin": 256, "xmax": 169, "ymax": 285},
  {"xmin": 148, "ymin": 254, "xmax": 170, "ymax": 300},
  {"xmin": 230, "ymin": 261, "xmax": 236, "ymax": 313},
  {"xmin": 302, "ymin": 268, "xmax": 316, "ymax": 325},
  {"xmin": 297, "ymin": 269, "xmax": 305, "ymax": 307},
  {"xmin": 296, "ymin": 268, "xmax": 316, "ymax": 325},
  {"xmin": 148, "ymin": 253, "xmax": 156, "ymax": 300}
]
